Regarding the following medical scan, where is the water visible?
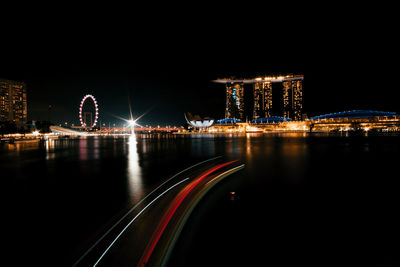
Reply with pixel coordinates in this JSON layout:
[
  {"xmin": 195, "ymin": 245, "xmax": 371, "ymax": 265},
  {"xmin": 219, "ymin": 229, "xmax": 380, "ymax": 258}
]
[{"xmin": 2, "ymin": 133, "xmax": 400, "ymax": 266}]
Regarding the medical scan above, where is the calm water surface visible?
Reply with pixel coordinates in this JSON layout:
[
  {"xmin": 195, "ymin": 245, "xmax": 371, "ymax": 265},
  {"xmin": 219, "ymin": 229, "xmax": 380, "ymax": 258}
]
[{"xmin": 2, "ymin": 133, "xmax": 400, "ymax": 266}]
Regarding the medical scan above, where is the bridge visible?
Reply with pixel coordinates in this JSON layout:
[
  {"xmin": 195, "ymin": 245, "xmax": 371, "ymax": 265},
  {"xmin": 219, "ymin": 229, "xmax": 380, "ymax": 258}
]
[
  {"xmin": 96, "ymin": 126, "xmax": 182, "ymax": 134},
  {"xmin": 50, "ymin": 126, "xmax": 182, "ymax": 135},
  {"xmin": 50, "ymin": 126, "xmax": 88, "ymax": 135},
  {"xmin": 309, "ymin": 110, "xmax": 400, "ymax": 132}
]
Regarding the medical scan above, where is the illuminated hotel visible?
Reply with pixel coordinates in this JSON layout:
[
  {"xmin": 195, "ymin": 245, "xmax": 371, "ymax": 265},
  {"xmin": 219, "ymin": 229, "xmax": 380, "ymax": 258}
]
[
  {"xmin": 185, "ymin": 75, "xmax": 400, "ymax": 133},
  {"xmin": 0, "ymin": 78, "xmax": 27, "ymax": 124},
  {"xmin": 224, "ymin": 82, "xmax": 244, "ymax": 120},
  {"xmin": 214, "ymin": 74, "xmax": 304, "ymax": 121}
]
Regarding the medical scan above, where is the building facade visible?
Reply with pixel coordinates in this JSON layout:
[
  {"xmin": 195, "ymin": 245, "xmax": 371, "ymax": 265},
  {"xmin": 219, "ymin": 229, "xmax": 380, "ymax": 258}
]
[
  {"xmin": 0, "ymin": 78, "xmax": 27, "ymax": 124},
  {"xmin": 253, "ymin": 81, "xmax": 273, "ymax": 119},
  {"xmin": 282, "ymin": 79, "xmax": 303, "ymax": 120},
  {"xmin": 215, "ymin": 75, "xmax": 303, "ymax": 121},
  {"xmin": 225, "ymin": 82, "xmax": 244, "ymax": 120}
]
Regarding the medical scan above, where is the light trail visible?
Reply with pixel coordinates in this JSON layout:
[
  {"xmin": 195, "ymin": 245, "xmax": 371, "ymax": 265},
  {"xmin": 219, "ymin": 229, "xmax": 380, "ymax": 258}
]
[
  {"xmin": 138, "ymin": 160, "xmax": 238, "ymax": 266},
  {"xmin": 72, "ymin": 156, "xmax": 221, "ymax": 267},
  {"xmin": 93, "ymin": 178, "xmax": 189, "ymax": 267},
  {"xmin": 161, "ymin": 164, "xmax": 245, "ymax": 266}
]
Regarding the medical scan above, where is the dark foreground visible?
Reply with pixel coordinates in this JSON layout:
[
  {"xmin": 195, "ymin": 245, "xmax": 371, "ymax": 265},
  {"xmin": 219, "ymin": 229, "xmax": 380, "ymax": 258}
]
[{"xmin": 2, "ymin": 133, "xmax": 400, "ymax": 266}]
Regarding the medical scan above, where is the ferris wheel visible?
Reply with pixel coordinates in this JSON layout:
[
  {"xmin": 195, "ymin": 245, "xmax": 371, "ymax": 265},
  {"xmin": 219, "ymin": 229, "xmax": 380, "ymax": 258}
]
[{"xmin": 79, "ymin": 94, "xmax": 99, "ymax": 128}]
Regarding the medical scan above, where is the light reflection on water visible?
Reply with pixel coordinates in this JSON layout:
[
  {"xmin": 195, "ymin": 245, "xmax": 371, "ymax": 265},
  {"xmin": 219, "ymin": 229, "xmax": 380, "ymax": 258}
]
[
  {"xmin": 2, "ymin": 133, "xmax": 400, "ymax": 266},
  {"xmin": 79, "ymin": 137, "xmax": 87, "ymax": 161},
  {"xmin": 5, "ymin": 139, "xmax": 40, "ymax": 152},
  {"xmin": 45, "ymin": 139, "xmax": 55, "ymax": 160},
  {"xmin": 93, "ymin": 137, "xmax": 100, "ymax": 159},
  {"xmin": 127, "ymin": 134, "xmax": 143, "ymax": 202}
]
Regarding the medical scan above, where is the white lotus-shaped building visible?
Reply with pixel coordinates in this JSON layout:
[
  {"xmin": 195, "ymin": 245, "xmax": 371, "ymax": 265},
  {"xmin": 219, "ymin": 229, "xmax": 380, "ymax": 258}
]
[{"xmin": 184, "ymin": 113, "xmax": 214, "ymax": 128}]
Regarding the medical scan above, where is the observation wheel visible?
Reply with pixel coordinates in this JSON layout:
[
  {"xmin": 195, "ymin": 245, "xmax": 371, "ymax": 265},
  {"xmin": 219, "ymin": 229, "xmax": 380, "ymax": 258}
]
[{"xmin": 79, "ymin": 94, "xmax": 99, "ymax": 128}]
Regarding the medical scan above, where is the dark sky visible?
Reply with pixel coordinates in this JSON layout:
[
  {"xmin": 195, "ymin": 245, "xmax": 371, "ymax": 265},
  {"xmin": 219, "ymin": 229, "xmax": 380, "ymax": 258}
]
[{"xmin": 1, "ymin": 3, "xmax": 398, "ymax": 126}]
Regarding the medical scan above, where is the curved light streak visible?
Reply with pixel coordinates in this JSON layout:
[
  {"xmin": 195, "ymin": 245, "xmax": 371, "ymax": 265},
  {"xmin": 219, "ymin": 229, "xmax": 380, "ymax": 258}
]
[
  {"xmin": 138, "ymin": 160, "xmax": 238, "ymax": 266},
  {"xmin": 161, "ymin": 164, "xmax": 245, "ymax": 266},
  {"xmin": 72, "ymin": 156, "xmax": 221, "ymax": 267},
  {"xmin": 93, "ymin": 178, "xmax": 190, "ymax": 267},
  {"xmin": 79, "ymin": 94, "xmax": 99, "ymax": 128}
]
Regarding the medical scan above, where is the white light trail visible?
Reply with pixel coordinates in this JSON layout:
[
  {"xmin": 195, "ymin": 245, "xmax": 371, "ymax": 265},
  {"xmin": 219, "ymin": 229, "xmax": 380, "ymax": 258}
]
[
  {"xmin": 72, "ymin": 156, "xmax": 222, "ymax": 266},
  {"xmin": 93, "ymin": 178, "xmax": 190, "ymax": 267}
]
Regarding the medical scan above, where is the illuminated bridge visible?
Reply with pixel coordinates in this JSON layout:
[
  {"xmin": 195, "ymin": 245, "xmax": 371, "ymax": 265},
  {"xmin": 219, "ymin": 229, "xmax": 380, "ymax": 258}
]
[
  {"xmin": 50, "ymin": 125, "xmax": 87, "ymax": 135},
  {"xmin": 206, "ymin": 110, "xmax": 400, "ymax": 133},
  {"xmin": 310, "ymin": 110, "xmax": 400, "ymax": 132},
  {"xmin": 310, "ymin": 110, "xmax": 397, "ymax": 120}
]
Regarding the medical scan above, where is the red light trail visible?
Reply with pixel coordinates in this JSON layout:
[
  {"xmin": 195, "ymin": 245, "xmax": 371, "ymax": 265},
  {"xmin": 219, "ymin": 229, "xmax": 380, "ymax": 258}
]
[{"xmin": 138, "ymin": 160, "xmax": 238, "ymax": 266}]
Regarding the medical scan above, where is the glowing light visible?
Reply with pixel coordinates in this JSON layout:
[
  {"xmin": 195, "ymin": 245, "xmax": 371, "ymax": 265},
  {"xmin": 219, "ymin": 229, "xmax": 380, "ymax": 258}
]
[
  {"xmin": 32, "ymin": 130, "xmax": 40, "ymax": 135},
  {"xmin": 93, "ymin": 178, "xmax": 190, "ymax": 267},
  {"xmin": 75, "ymin": 156, "xmax": 221, "ymax": 267},
  {"xmin": 139, "ymin": 161, "xmax": 238, "ymax": 266},
  {"xmin": 127, "ymin": 134, "xmax": 141, "ymax": 200},
  {"xmin": 246, "ymin": 125, "xmax": 262, "ymax": 132},
  {"xmin": 128, "ymin": 119, "xmax": 136, "ymax": 127}
]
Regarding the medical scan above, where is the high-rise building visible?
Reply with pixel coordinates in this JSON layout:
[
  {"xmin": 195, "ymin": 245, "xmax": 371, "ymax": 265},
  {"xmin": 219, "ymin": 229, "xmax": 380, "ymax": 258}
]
[
  {"xmin": 282, "ymin": 79, "xmax": 303, "ymax": 120},
  {"xmin": 215, "ymin": 75, "xmax": 304, "ymax": 121},
  {"xmin": 225, "ymin": 82, "xmax": 244, "ymax": 120},
  {"xmin": 0, "ymin": 78, "xmax": 27, "ymax": 124},
  {"xmin": 253, "ymin": 81, "xmax": 273, "ymax": 119}
]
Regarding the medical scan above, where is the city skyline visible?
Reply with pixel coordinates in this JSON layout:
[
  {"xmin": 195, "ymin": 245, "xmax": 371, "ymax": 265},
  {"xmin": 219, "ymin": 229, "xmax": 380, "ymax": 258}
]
[
  {"xmin": 1, "ymin": 66, "xmax": 398, "ymax": 127},
  {"xmin": 2, "ymin": 4, "xmax": 400, "ymax": 266},
  {"xmin": 1, "ymin": 5, "xmax": 398, "ymax": 126},
  {"xmin": 215, "ymin": 75, "xmax": 304, "ymax": 121}
]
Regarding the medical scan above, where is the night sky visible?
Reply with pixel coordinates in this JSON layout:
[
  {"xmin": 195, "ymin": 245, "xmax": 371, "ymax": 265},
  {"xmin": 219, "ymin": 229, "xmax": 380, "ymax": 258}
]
[{"xmin": 1, "ymin": 4, "xmax": 398, "ymax": 126}]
